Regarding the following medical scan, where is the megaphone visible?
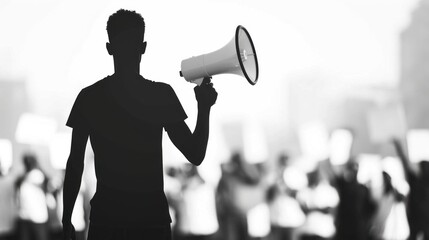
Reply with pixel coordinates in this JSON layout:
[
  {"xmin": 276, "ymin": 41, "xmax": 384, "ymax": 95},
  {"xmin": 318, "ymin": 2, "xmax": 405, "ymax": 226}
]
[{"xmin": 180, "ymin": 25, "xmax": 259, "ymax": 86}]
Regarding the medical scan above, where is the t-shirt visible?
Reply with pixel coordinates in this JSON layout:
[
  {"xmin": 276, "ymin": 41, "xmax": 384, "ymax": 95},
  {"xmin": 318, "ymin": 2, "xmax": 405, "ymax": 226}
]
[
  {"xmin": 66, "ymin": 74, "xmax": 187, "ymax": 227},
  {"xmin": 334, "ymin": 177, "xmax": 374, "ymax": 240},
  {"xmin": 17, "ymin": 169, "xmax": 49, "ymax": 224},
  {"xmin": 177, "ymin": 177, "xmax": 219, "ymax": 235}
]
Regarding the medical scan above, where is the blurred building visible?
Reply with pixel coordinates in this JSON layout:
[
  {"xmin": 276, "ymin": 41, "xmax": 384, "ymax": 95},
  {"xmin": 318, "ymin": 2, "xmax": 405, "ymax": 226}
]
[
  {"xmin": 0, "ymin": 81, "xmax": 29, "ymax": 140},
  {"xmin": 0, "ymin": 80, "xmax": 30, "ymax": 167},
  {"xmin": 287, "ymin": 75, "xmax": 401, "ymax": 156},
  {"xmin": 401, "ymin": 0, "xmax": 429, "ymax": 129}
]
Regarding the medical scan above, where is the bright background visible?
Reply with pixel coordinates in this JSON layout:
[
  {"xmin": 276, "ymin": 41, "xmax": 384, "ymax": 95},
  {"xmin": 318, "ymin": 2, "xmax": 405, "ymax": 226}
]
[
  {"xmin": 2, "ymin": 1, "xmax": 429, "ymax": 238},
  {"xmin": 0, "ymin": 0, "xmax": 422, "ymax": 176}
]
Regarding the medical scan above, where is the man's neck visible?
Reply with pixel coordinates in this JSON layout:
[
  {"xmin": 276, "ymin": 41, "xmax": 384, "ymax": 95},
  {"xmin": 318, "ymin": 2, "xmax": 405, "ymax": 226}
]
[
  {"xmin": 114, "ymin": 70, "xmax": 141, "ymax": 78},
  {"xmin": 113, "ymin": 57, "xmax": 141, "ymax": 77}
]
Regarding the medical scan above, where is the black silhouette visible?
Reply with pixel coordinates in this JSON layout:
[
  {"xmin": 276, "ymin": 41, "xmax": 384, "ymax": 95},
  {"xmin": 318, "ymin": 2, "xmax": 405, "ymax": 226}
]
[
  {"xmin": 322, "ymin": 158, "xmax": 376, "ymax": 240},
  {"xmin": 393, "ymin": 139, "xmax": 429, "ymax": 240},
  {"xmin": 62, "ymin": 9, "xmax": 217, "ymax": 240}
]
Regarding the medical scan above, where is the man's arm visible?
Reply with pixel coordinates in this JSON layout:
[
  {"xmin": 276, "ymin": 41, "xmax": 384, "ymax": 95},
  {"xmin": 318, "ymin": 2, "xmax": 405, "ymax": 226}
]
[
  {"xmin": 165, "ymin": 78, "xmax": 217, "ymax": 166},
  {"xmin": 62, "ymin": 128, "xmax": 88, "ymax": 239}
]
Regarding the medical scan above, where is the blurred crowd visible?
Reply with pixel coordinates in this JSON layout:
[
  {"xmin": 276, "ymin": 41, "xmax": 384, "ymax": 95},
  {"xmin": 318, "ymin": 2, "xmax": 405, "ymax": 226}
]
[
  {"xmin": 0, "ymin": 137, "xmax": 428, "ymax": 240},
  {"xmin": 0, "ymin": 154, "xmax": 89, "ymax": 240},
  {"xmin": 164, "ymin": 137, "xmax": 429, "ymax": 240}
]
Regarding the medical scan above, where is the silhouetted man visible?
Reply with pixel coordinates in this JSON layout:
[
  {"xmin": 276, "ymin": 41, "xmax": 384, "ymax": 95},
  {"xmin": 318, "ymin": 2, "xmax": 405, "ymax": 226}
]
[{"xmin": 62, "ymin": 9, "xmax": 217, "ymax": 240}]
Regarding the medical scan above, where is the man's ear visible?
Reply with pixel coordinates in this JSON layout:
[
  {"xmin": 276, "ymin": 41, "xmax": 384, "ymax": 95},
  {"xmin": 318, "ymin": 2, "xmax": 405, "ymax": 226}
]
[
  {"xmin": 140, "ymin": 41, "xmax": 147, "ymax": 54},
  {"xmin": 106, "ymin": 42, "xmax": 113, "ymax": 55}
]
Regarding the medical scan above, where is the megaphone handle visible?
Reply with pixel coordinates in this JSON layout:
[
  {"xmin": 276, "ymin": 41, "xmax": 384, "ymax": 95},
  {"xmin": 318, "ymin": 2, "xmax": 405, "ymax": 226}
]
[{"xmin": 193, "ymin": 78, "xmax": 204, "ymax": 86}]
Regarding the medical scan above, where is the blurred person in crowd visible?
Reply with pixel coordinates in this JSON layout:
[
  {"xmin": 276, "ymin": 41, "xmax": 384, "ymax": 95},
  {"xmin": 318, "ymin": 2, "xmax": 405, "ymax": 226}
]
[
  {"xmin": 297, "ymin": 164, "xmax": 339, "ymax": 240},
  {"xmin": 0, "ymin": 160, "xmax": 18, "ymax": 240},
  {"xmin": 62, "ymin": 9, "xmax": 217, "ymax": 240},
  {"xmin": 322, "ymin": 158, "xmax": 376, "ymax": 240},
  {"xmin": 393, "ymin": 139, "xmax": 429, "ymax": 240},
  {"xmin": 246, "ymin": 160, "xmax": 272, "ymax": 240},
  {"xmin": 164, "ymin": 166, "xmax": 185, "ymax": 240},
  {"xmin": 46, "ymin": 172, "xmax": 65, "ymax": 240},
  {"xmin": 216, "ymin": 152, "xmax": 262, "ymax": 240},
  {"xmin": 175, "ymin": 164, "xmax": 218, "ymax": 240},
  {"xmin": 369, "ymin": 171, "xmax": 409, "ymax": 240},
  {"xmin": 266, "ymin": 154, "xmax": 305, "ymax": 240},
  {"xmin": 246, "ymin": 202, "xmax": 271, "ymax": 240},
  {"xmin": 15, "ymin": 153, "xmax": 50, "ymax": 240}
]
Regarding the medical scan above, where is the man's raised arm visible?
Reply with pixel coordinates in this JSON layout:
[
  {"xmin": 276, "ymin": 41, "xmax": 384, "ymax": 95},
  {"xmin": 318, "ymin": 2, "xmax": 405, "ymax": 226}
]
[
  {"xmin": 165, "ymin": 77, "xmax": 217, "ymax": 166},
  {"xmin": 392, "ymin": 138, "xmax": 415, "ymax": 181}
]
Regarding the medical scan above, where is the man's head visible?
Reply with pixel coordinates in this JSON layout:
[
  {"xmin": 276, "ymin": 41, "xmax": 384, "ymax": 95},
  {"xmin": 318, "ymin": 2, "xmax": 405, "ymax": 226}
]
[
  {"xmin": 344, "ymin": 157, "xmax": 359, "ymax": 181},
  {"xmin": 23, "ymin": 153, "xmax": 38, "ymax": 172},
  {"xmin": 106, "ymin": 9, "xmax": 147, "ymax": 59}
]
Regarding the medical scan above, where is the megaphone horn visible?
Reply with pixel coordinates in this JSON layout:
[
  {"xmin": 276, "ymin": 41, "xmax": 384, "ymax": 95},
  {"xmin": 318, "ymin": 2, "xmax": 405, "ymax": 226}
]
[{"xmin": 180, "ymin": 25, "xmax": 259, "ymax": 86}]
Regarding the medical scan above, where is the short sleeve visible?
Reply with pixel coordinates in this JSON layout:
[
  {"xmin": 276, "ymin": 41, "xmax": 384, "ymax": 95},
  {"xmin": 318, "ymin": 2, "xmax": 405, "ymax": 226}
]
[
  {"xmin": 66, "ymin": 90, "xmax": 90, "ymax": 132},
  {"xmin": 162, "ymin": 85, "xmax": 187, "ymax": 124}
]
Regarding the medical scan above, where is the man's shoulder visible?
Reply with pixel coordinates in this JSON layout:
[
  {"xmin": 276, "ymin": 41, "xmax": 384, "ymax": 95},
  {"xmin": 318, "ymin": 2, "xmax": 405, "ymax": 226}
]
[
  {"xmin": 76, "ymin": 76, "xmax": 112, "ymax": 100},
  {"xmin": 82, "ymin": 76, "xmax": 111, "ymax": 92},
  {"xmin": 77, "ymin": 76, "xmax": 179, "ymax": 104},
  {"xmin": 143, "ymin": 79, "xmax": 178, "ymax": 99},
  {"xmin": 146, "ymin": 79, "xmax": 173, "ymax": 91}
]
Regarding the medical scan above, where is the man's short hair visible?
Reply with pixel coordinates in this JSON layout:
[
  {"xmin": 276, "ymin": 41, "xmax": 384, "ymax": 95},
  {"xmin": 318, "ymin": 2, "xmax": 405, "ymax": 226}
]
[{"xmin": 106, "ymin": 9, "xmax": 145, "ymax": 41}]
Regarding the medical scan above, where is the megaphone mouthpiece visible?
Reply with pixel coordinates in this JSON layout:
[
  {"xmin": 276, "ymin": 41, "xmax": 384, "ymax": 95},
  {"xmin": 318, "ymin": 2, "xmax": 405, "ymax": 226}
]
[{"xmin": 180, "ymin": 25, "xmax": 259, "ymax": 85}]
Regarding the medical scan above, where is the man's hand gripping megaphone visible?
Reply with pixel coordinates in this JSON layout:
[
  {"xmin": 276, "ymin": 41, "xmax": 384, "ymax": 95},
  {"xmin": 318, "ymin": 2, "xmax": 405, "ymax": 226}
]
[{"xmin": 194, "ymin": 77, "xmax": 218, "ymax": 108}]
